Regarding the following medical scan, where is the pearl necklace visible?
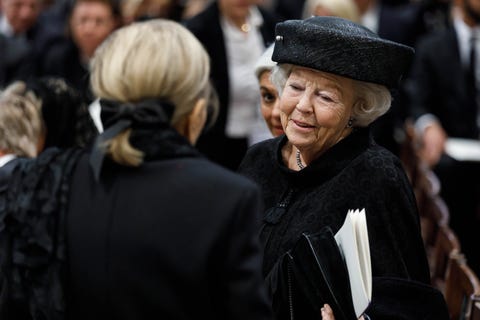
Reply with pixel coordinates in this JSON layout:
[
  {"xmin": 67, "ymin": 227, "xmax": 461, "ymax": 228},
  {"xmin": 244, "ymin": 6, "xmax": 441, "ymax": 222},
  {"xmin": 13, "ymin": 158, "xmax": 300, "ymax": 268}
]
[{"xmin": 296, "ymin": 150, "xmax": 305, "ymax": 169}]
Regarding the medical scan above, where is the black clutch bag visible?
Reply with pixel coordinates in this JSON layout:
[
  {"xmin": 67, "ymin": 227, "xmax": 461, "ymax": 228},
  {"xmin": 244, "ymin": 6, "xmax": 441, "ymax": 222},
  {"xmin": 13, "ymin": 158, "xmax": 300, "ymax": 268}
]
[{"xmin": 282, "ymin": 227, "xmax": 358, "ymax": 320}]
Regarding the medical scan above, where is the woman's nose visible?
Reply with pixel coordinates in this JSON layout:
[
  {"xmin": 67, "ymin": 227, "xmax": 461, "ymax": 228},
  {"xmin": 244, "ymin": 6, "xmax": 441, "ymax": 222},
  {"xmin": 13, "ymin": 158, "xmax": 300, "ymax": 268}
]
[
  {"xmin": 272, "ymin": 100, "xmax": 281, "ymax": 117},
  {"xmin": 295, "ymin": 93, "xmax": 313, "ymax": 113}
]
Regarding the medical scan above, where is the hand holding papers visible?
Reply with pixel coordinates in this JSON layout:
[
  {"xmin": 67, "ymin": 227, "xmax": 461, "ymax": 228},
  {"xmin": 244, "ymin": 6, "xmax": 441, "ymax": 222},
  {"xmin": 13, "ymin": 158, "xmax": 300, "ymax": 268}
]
[{"xmin": 287, "ymin": 209, "xmax": 372, "ymax": 320}]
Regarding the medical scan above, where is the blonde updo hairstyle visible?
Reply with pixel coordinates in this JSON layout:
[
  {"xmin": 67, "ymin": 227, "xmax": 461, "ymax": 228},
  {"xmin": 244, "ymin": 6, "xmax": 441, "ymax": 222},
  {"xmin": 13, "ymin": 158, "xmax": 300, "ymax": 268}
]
[
  {"xmin": 90, "ymin": 19, "xmax": 212, "ymax": 167},
  {"xmin": 0, "ymin": 81, "xmax": 44, "ymax": 158},
  {"xmin": 270, "ymin": 64, "xmax": 392, "ymax": 127}
]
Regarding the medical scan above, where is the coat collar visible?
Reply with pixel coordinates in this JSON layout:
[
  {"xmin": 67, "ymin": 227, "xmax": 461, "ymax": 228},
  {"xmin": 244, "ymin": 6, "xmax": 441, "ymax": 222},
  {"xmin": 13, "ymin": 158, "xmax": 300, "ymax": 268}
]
[{"xmin": 274, "ymin": 127, "xmax": 373, "ymax": 187}]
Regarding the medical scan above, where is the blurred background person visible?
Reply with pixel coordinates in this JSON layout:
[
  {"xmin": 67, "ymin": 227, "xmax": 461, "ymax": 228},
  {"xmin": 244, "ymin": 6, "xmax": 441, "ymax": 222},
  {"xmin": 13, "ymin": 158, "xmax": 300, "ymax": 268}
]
[
  {"xmin": 302, "ymin": 0, "xmax": 360, "ymax": 21},
  {"xmin": 405, "ymin": 0, "xmax": 480, "ymax": 276},
  {"xmin": 250, "ymin": 43, "xmax": 282, "ymax": 145},
  {"xmin": 40, "ymin": 0, "xmax": 121, "ymax": 104},
  {"xmin": 0, "ymin": 33, "xmax": 33, "ymax": 87},
  {"xmin": 28, "ymin": 77, "xmax": 98, "ymax": 149},
  {"xmin": 271, "ymin": 0, "xmax": 305, "ymax": 20},
  {"xmin": 0, "ymin": 0, "xmax": 43, "ymax": 84},
  {"xmin": 0, "ymin": 0, "xmax": 43, "ymax": 39},
  {"xmin": 0, "ymin": 82, "xmax": 44, "ymax": 160},
  {"xmin": 2, "ymin": 77, "xmax": 98, "ymax": 152},
  {"xmin": 120, "ymin": 0, "xmax": 186, "ymax": 24},
  {"xmin": 0, "ymin": 82, "xmax": 44, "ymax": 206},
  {"xmin": 181, "ymin": 0, "xmax": 211, "ymax": 19},
  {"xmin": 183, "ymin": 0, "xmax": 279, "ymax": 170}
]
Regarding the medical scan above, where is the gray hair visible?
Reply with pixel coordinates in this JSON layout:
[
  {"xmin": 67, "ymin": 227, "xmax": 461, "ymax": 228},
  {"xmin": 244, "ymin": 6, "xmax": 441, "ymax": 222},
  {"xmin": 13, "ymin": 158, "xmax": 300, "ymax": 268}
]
[
  {"xmin": 270, "ymin": 64, "xmax": 391, "ymax": 127},
  {"xmin": 0, "ymin": 81, "xmax": 44, "ymax": 157}
]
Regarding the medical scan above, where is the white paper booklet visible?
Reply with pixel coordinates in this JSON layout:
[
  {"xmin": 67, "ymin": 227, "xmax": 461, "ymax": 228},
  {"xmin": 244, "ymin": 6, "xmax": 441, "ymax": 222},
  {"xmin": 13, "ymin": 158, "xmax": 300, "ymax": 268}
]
[
  {"xmin": 445, "ymin": 138, "xmax": 480, "ymax": 162},
  {"xmin": 334, "ymin": 208, "xmax": 372, "ymax": 318}
]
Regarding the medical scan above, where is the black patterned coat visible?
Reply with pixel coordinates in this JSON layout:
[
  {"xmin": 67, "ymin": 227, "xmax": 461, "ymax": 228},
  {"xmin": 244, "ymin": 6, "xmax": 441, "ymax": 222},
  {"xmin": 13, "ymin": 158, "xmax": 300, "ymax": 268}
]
[{"xmin": 238, "ymin": 127, "xmax": 437, "ymax": 319}]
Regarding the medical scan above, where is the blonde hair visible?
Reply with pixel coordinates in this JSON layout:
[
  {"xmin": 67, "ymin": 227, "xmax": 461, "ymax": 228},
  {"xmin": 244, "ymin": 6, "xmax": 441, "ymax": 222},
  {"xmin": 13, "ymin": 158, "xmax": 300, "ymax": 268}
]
[
  {"xmin": 270, "ymin": 64, "xmax": 391, "ymax": 127},
  {"xmin": 302, "ymin": 0, "xmax": 360, "ymax": 22},
  {"xmin": 90, "ymin": 19, "xmax": 211, "ymax": 167},
  {"xmin": 0, "ymin": 81, "xmax": 44, "ymax": 157}
]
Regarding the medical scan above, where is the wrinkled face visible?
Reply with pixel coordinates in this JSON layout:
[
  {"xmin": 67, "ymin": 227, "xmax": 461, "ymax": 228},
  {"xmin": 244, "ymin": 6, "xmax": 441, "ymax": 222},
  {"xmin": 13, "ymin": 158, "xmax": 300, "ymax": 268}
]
[
  {"xmin": 280, "ymin": 66, "xmax": 355, "ymax": 154},
  {"xmin": 70, "ymin": 1, "xmax": 117, "ymax": 58},
  {"xmin": 259, "ymin": 71, "xmax": 283, "ymax": 137},
  {"xmin": 0, "ymin": 0, "xmax": 41, "ymax": 35}
]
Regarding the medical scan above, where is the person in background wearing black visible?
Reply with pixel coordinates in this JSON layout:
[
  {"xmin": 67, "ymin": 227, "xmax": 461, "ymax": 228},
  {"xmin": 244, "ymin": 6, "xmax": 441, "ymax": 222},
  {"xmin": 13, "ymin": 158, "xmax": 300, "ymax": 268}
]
[
  {"xmin": 183, "ymin": 0, "xmax": 279, "ymax": 170},
  {"xmin": 40, "ymin": 0, "xmax": 121, "ymax": 104},
  {"xmin": 405, "ymin": 0, "xmax": 480, "ymax": 276}
]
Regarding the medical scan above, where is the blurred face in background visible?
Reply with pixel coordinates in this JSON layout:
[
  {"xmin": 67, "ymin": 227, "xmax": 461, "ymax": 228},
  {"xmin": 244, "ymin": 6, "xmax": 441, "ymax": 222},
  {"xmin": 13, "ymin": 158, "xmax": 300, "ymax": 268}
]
[
  {"xmin": 218, "ymin": 0, "xmax": 260, "ymax": 24},
  {"xmin": 462, "ymin": 0, "xmax": 480, "ymax": 25},
  {"xmin": 258, "ymin": 70, "xmax": 283, "ymax": 136},
  {"xmin": 70, "ymin": 0, "xmax": 118, "ymax": 59},
  {"xmin": 0, "ymin": 0, "xmax": 41, "ymax": 35}
]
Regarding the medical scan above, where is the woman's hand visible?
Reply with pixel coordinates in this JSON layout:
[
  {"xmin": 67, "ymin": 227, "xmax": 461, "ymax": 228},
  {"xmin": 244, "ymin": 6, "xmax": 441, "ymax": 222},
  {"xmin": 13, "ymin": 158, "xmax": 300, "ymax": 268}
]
[
  {"xmin": 420, "ymin": 122, "xmax": 447, "ymax": 167},
  {"xmin": 320, "ymin": 304, "xmax": 367, "ymax": 320},
  {"xmin": 320, "ymin": 304, "xmax": 335, "ymax": 320}
]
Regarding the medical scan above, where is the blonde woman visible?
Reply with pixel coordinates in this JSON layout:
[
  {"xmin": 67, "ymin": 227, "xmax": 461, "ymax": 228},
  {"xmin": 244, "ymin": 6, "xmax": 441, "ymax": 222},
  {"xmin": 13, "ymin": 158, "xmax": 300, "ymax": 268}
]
[{"xmin": 0, "ymin": 20, "xmax": 272, "ymax": 320}]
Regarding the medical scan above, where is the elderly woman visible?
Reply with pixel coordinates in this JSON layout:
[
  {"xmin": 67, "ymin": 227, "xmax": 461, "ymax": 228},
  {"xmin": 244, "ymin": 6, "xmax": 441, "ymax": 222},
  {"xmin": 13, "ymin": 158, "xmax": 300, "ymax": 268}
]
[
  {"xmin": 1, "ymin": 20, "xmax": 272, "ymax": 320},
  {"xmin": 238, "ymin": 16, "xmax": 448, "ymax": 320}
]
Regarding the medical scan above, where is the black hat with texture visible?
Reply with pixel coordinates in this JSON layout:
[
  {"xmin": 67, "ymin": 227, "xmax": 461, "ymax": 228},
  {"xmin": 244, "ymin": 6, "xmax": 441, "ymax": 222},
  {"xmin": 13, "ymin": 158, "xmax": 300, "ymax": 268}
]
[{"xmin": 272, "ymin": 16, "xmax": 414, "ymax": 89}]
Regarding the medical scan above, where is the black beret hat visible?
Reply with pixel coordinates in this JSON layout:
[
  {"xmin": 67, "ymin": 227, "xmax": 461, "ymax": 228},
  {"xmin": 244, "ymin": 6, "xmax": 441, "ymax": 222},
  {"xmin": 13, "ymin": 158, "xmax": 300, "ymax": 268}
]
[{"xmin": 272, "ymin": 16, "xmax": 414, "ymax": 89}]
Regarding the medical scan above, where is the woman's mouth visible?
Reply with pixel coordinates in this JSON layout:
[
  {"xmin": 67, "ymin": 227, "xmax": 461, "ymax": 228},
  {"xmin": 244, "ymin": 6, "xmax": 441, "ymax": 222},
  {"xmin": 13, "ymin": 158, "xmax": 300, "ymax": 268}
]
[{"xmin": 292, "ymin": 120, "xmax": 315, "ymax": 129}]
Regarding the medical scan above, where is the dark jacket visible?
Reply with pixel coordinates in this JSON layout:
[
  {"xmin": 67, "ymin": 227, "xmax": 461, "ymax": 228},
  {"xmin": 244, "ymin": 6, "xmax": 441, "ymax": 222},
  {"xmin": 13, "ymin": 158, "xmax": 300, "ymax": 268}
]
[
  {"xmin": 406, "ymin": 26, "xmax": 479, "ymax": 139},
  {"xmin": 238, "ymin": 128, "xmax": 435, "ymax": 319},
  {"xmin": 0, "ymin": 34, "xmax": 34, "ymax": 87},
  {"xmin": 0, "ymin": 158, "xmax": 20, "ymax": 202},
  {"xmin": 41, "ymin": 40, "xmax": 93, "ymax": 103},
  {"xmin": 0, "ymin": 124, "xmax": 272, "ymax": 320},
  {"xmin": 66, "ymin": 149, "xmax": 272, "ymax": 319}
]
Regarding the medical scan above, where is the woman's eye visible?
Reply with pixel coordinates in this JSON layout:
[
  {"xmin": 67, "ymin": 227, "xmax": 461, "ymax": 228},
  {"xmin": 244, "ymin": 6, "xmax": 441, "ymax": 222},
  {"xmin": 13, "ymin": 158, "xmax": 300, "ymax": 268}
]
[
  {"xmin": 288, "ymin": 83, "xmax": 303, "ymax": 91},
  {"xmin": 320, "ymin": 95, "xmax": 334, "ymax": 102},
  {"xmin": 316, "ymin": 91, "xmax": 336, "ymax": 102},
  {"xmin": 262, "ymin": 93, "xmax": 276, "ymax": 104}
]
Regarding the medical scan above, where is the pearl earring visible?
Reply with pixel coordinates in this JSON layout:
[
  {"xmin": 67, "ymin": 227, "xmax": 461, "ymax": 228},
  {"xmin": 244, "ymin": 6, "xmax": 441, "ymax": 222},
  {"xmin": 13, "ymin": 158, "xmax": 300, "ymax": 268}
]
[{"xmin": 346, "ymin": 117, "xmax": 354, "ymax": 128}]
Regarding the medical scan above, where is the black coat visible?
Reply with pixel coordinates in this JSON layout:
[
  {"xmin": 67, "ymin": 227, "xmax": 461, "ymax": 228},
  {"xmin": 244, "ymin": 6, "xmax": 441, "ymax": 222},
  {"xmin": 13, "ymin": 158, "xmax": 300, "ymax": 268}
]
[
  {"xmin": 238, "ymin": 128, "xmax": 436, "ymax": 319},
  {"xmin": 0, "ymin": 125, "xmax": 273, "ymax": 320},
  {"xmin": 41, "ymin": 40, "xmax": 93, "ymax": 103},
  {"xmin": 0, "ymin": 158, "xmax": 20, "ymax": 202},
  {"xmin": 65, "ymin": 137, "xmax": 272, "ymax": 319}
]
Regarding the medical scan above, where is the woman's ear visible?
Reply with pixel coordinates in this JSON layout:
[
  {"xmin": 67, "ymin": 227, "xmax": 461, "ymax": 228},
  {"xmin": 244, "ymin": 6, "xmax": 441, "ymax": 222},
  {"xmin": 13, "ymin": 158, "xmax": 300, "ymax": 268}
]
[{"xmin": 183, "ymin": 98, "xmax": 207, "ymax": 145}]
